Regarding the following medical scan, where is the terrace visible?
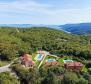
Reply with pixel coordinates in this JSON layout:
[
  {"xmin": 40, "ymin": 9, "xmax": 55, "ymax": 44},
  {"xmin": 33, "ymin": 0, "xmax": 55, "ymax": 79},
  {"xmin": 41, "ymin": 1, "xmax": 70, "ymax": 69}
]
[
  {"xmin": 63, "ymin": 60, "xmax": 73, "ymax": 63},
  {"xmin": 45, "ymin": 59, "xmax": 59, "ymax": 65},
  {"xmin": 30, "ymin": 51, "xmax": 86, "ymax": 71}
]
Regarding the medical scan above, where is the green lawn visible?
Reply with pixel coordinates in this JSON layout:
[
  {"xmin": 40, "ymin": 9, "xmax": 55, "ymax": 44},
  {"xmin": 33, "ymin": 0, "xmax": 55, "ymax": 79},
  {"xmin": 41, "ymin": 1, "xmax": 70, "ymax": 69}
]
[
  {"xmin": 42, "ymin": 55, "xmax": 68, "ymax": 65},
  {"xmin": 46, "ymin": 55, "xmax": 56, "ymax": 59},
  {"xmin": 32, "ymin": 53, "xmax": 88, "ymax": 72},
  {"xmin": 32, "ymin": 53, "xmax": 37, "ymax": 60},
  {"xmin": 32, "ymin": 52, "xmax": 42, "ymax": 66},
  {"xmin": 58, "ymin": 58, "xmax": 64, "ymax": 66},
  {"xmin": 58, "ymin": 56, "xmax": 72, "ymax": 62},
  {"xmin": 35, "ymin": 60, "xmax": 41, "ymax": 66},
  {"xmin": 42, "ymin": 55, "xmax": 65, "ymax": 66},
  {"xmin": 42, "ymin": 55, "xmax": 55, "ymax": 65},
  {"xmin": 82, "ymin": 65, "xmax": 88, "ymax": 72}
]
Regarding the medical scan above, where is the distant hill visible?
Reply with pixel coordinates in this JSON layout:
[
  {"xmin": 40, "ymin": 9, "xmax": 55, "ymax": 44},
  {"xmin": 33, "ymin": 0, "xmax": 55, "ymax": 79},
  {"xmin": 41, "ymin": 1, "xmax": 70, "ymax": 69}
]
[
  {"xmin": 0, "ymin": 24, "xmax": 60, "ymax": 29},
  {"xmin": 60, "ymin": 23, "xmax": 91, "ymax": 34},
  {"xmin": 1, "ymin": 23, "xmax": 91, "ymax": 34}
]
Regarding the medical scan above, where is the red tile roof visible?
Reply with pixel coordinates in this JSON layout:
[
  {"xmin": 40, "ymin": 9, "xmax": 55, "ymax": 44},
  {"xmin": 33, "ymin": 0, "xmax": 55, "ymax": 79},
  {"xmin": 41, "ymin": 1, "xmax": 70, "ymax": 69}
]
[
  {"xmin": 65, "ymin": 62, "xmax": 74, "ymax": 66},
  {"xmin": 65, "ymin": 62, "xmax": 83, "ymax": 67},
  {"xmin": 45, "ymin": 61, "xmax": 59, "ymax": 66},
  {"xmin": 74, "ymin": 62, "xmax": 83, "ymax": 66},
  {"xmin": 21, "ymin": 54, "xmax": 32, "ymax": 62}
]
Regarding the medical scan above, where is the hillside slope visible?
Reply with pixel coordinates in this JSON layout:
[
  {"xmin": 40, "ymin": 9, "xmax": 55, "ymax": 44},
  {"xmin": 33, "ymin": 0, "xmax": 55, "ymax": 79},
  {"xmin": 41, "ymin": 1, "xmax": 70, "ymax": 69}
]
[
  {"xmin": 0, "ymin": 27, "xmax": 91, "ymax": 60},
  {"xmin": 60, "ymin": 23, "xmax": 91, "ymax": 34}
]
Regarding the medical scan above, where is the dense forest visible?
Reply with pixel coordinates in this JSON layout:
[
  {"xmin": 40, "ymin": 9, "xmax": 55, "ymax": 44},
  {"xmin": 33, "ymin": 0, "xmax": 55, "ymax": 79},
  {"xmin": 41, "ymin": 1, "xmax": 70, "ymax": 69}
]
[
  {"xmin": 0, "ymin": 27, "xmax": 91, "ymax": 60},
  {"xmin": 0, "ymin": 27, "xmax": 91, "ymax": 84}
]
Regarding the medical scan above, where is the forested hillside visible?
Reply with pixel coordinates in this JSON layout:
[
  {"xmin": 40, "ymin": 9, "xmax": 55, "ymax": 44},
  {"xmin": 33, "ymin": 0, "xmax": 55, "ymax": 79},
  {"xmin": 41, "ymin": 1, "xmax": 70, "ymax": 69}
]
[
  {"xmin": 60, "ymin": 23, "xmax": 91, "ymax": 34},
  {"xmin": 0, "ymin": 27, "xmax": 91, "ymax": 61},
  {"xmin": 0, "ymin": 27, "xmax": 91, "ymax": 84}
]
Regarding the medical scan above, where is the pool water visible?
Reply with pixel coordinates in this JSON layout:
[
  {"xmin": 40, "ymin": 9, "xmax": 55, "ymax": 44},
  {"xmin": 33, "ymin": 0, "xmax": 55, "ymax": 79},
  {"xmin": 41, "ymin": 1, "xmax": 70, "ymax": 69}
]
[
  {"xmin": 35, "ymin": 54, "xmax": 43, "ymax": 61},
  {"xmin": 64, "ymin": 60, "xmax": 73, "ymax": 63},
  {"xmin": 46, "ymin": 59, "xmax": 56, "ymax": 62}
]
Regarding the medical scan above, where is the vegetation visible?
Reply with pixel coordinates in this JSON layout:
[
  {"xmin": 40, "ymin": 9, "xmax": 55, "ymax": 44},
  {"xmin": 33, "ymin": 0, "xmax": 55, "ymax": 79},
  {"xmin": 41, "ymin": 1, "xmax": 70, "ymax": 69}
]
[
  {"xmin": 0, "ymin": 72, "xmax": 20, "ymax": 84},
  {"xmin": 0, "ymin": 27, "xmax": 91, "ymax": 60},
  {"xmin": 0, "ymin": 27, "xmax": 91, "ymax": 84},
  {"xmin": 61, "ymin": 23, "xmax": 91, "ymax": 34},
  {"xmin": 11, "ymin": 64, "xmax": 91, "ymax": 84}
]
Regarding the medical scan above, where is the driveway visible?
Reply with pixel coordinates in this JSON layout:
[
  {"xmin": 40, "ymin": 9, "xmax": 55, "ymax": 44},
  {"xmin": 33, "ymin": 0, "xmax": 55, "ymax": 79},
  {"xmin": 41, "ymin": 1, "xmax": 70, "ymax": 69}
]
[{"xmin": 0, "ymin": 58, "xmax": 18, "ymax": 73}]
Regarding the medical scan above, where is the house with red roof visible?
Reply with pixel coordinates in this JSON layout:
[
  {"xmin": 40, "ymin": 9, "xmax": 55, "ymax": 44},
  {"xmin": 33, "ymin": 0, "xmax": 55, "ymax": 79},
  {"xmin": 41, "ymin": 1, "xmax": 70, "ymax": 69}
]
[
  {"xmin": 64, "ymin": 62, "xmax": 83, "ymax": 70},
  {"xmin": 45, "ymin": 61, "xmax": 60, "ymax": 66},
  {"xmin": 20, "ymin": 54, "xmax": 35, "ymax": 67}
]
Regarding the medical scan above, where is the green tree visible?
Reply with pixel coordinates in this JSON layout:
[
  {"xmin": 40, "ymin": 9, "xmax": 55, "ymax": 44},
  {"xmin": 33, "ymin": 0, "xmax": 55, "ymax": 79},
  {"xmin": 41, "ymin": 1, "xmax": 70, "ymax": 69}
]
[
  {"xmin": 0, "ymin": 72, "xmax": 20, "ymax": 84},
  {"xmin": 78, "ymin": 78, "xmax": 88, "ymax": 84},
  {"xmin": 63, "ymin": 72, "xmax": 79, "ymax": 84}
]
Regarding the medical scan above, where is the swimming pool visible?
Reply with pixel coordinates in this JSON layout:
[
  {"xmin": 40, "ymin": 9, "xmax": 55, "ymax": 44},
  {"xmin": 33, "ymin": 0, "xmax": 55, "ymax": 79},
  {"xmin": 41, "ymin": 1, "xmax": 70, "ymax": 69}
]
[
  {"xmin": 64, "ymin": 60, "xmax": 73, "ymax": 63},
  {"xmin": 46, "ymin": 59, "xmax": 56, "ymax": 62},
  {"xmin": 35, "ymin": 54, "xmax": 43, "ymax": 61}
]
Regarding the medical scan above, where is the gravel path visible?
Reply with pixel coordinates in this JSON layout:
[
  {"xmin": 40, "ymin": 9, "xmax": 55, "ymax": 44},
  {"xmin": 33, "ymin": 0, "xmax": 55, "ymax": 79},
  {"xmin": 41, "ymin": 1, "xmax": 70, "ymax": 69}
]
[{"xmin": 0, "ymin": 58, "xmax": 18, "ymax": 73}]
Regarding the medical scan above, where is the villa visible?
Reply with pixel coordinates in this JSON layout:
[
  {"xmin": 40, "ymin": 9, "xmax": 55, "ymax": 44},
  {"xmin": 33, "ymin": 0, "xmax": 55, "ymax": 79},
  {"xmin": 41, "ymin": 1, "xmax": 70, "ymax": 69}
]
[
  {"xmin": 20, "ymin": 54, "xmax": 35, "ymax": 67},
  {"xmin": 45, "ymin": 61, "xmax": 60, "ymax": 66},
  {"xmin": 45, "ymin": 59, "xmax": 60, "ymax": 66},
  {"xmin": 64, "ymin": 62, "xmax": 83, "ymax": 70}
]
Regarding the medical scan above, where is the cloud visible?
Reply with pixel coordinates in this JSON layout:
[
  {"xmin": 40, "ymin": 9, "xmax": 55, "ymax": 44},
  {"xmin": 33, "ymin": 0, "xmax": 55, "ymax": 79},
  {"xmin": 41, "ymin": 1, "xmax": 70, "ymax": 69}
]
[
  {"xmin": 0, "ymin": 0, "xmax": 91, "ymax": 24},
  {"xmin": 0, "ymin": 0, "xmax": 53, "ymax": 14},
  {"xmin": 0, "ymin": 0, "xmax": 54, "ymax": 24}
]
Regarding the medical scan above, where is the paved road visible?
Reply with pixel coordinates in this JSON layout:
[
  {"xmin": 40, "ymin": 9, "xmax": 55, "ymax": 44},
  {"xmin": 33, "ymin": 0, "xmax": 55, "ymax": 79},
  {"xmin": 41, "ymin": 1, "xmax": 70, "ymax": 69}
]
[
  {"xmin": 0, "ymin": 58, "xmax": 18, "ymax": 73},
  {"xmin": 0, "ymin": 64, "xmax": 11, "ymax": 73}
]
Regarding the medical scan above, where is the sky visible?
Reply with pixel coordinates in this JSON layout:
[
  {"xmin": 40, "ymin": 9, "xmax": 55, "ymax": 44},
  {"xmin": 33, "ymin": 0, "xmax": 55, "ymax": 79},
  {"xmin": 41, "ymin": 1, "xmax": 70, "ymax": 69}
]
[{"xmin": 0, "ymin": 0, "xmax": 91, "ymax": 24}]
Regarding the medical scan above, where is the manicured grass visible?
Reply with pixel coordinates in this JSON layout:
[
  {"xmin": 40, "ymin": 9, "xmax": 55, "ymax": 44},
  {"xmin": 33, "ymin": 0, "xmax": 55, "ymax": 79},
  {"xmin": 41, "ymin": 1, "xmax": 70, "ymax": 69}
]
[
  {"xmin": 42, "ymin": 55, "xmax": 49, "ymax": 64},
  {"xmin": 32, "ymin": 53, "xmax": 37, "ymax": 60},
  {"xmin": 32, "ymin": 52, "xmax": 88, "ymax": 73},
  {"xmin": 32, "ymin": 52, "xmax": 41, "ymax": 66},
  {"xmin": 46, "ymin": 55, "xmax": 55, "ymax": 59},
  {"xmin": 82, "ymin": 65, "xmax": 88, "ymax": 72},
  {"xmin": 58, "ymin": 58, "xmax": 64, "ymax": 63},
  {"xmin": 58, "ymin": 58, "xmax": 64, "ymax": 66},
  {"xmin": 42, "ymin": 55, "xmax": 55, "ymax": 65},
  {"xmin": 43, "ymin": 55, "xmax": 71, "ymax": 65},
  {"xmin": 35, "ymin": 60, "xmax": 41, "ymax": 66}
]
